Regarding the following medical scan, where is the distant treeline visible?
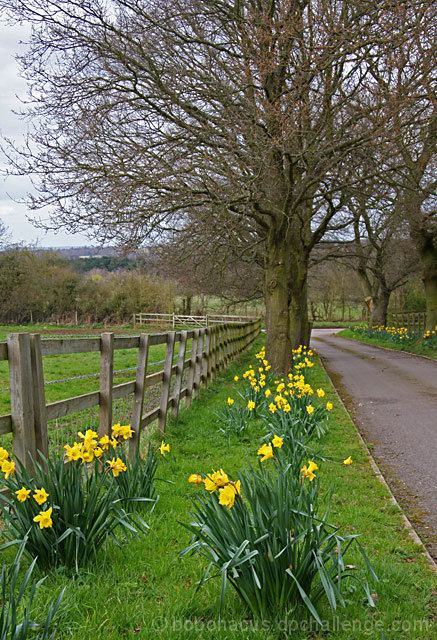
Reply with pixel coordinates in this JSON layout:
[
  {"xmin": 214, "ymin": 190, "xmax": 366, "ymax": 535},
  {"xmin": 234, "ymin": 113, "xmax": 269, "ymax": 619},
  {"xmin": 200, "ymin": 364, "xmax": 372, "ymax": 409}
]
[
  {"xmin": 68, "ymin": 255, "xmax": 146, "ymax": 273},
  {"xmin": 0, "ymin": 248, "xmax": 173, "ymax": 324}
]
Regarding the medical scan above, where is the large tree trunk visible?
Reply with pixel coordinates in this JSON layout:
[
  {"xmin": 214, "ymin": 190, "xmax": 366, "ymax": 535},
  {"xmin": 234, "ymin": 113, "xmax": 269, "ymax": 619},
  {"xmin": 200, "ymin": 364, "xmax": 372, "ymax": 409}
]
[
  {"xmin": 264, "ymin": 229, "xmax": 310, "ymax": 373},
  {"xmin": 420, "ymin": 241, "xmax": 437, "ymax": 330},
  {"xmin": 369, "ymin": 287, "xmax": 390, "ymax": 326}
]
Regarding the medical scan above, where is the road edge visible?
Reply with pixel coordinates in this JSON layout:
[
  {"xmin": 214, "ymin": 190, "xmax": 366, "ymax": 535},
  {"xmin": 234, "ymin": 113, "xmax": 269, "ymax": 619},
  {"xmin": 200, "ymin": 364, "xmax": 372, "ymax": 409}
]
[
  {"xmin": 335, "ymin": 333, "xmax": 437, "ymax": 364},
  {"xmin": 317, "ymin": 353, "xmax": 437, "ymax": 577}
]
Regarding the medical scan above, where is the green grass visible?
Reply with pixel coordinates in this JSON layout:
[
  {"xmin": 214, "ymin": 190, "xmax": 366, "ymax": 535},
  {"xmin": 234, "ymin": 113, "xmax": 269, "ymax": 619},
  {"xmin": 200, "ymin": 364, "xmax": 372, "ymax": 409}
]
[
  {"xmin": 338, "ymin": 328, "xmax": 437, "ymax": 360},
  {"xmin": 9, "ymin": 337, "xmax": 435, "ymax": 640}
]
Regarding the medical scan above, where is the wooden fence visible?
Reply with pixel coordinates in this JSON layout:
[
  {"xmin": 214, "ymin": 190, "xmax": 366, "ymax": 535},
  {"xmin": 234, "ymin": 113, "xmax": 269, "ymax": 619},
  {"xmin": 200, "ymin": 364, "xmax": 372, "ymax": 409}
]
[
  {"xmin": 388, "ymin": 312, "xmax": 427, "ymax": 334},
  {"xmin": 134, "ymin": 312, "xmax": 258, "ymax": 327},
  {"xmin": 0, "ymin": 320, "xmax": 261, "ymax": 472}
]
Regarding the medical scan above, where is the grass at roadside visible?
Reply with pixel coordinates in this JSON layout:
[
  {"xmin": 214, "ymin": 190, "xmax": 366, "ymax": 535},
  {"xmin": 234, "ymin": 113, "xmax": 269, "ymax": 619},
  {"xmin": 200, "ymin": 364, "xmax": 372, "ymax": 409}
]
[
  {"xmin": 338, "ymin": 328, "xmax": 437, "ymax": 359},
  {"xmin": 12, "ymin": 337, "xmax": 437, "ymax": 640}
]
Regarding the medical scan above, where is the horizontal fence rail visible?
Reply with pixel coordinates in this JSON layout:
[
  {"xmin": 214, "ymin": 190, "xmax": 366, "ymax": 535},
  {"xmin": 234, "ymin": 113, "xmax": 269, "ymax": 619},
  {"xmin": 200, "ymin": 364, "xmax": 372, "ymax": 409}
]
[
  {"xmin": 134, "ymin": 312, "xmax": 258, "ymax": 328},
  {"xmin": 0, "ymin": 320, "xmax": 261, "ymax": 471},
  {"xmin": 387, "ymin": 312, "xmax": 427, "ymax": 334}
]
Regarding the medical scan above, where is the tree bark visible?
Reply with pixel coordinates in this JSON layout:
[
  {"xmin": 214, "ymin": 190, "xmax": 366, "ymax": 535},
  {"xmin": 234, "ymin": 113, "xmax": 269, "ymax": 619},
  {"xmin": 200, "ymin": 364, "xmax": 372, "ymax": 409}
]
[
  {"xmin": 369, "ymin": 287, "xmax": 390, "ymax": 326},
  {"xmin": 420, "ymin": 241, "xmax": 437, "ymax": 330},
  {"xmin": 264, "ymin": 228, "xmax": 310, "ymax": 373}
]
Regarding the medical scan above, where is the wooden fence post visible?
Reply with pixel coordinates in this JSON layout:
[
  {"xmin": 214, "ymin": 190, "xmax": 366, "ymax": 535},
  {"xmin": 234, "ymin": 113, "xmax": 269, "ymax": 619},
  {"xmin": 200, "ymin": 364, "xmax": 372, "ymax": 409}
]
[
  {"xmin": 185, "ymin": 329, "xmax": 199, "ymax": 408},
  {"xmin": 202, "ymin": 329, "xmax": 211, "ymax": 388},
  {"xmin": 194, "ymin": 329, "xmax": 205, "ymax": 398},
  {"xmin": 130, "ymin": 333, "xmax": 149, "ymax": 458},
  {"xmin": 172, "ymin": 331, "xmax": 188, "ymax": 418},
  {"xmin": 158, "ymin": 331, "xmax": 176, "ymax": 434},
  {"xmin": 99, "ymin": 332, "xmax": 114, "ymax": 438},
  {"xmin": 7, "ymin": 333, "xmax": 37, "ymax": 472},
  {"xmin": 30, "ymin": 334, "xmax": 49, "ymax": 462}
]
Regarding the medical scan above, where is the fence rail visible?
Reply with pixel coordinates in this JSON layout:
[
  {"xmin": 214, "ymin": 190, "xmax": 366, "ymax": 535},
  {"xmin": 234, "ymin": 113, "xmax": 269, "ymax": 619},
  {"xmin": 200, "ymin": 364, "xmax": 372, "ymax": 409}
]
[
  {"xmin": 0, "ymin": 320, "xmax": 261, "ymax": 472},
  {"xmin": 387, "ymin": 312, "xmax": 427, "ymax": 334},
  {"xmin": 134, "ymin": 312, "xmax": 258, "ymax": 328}
]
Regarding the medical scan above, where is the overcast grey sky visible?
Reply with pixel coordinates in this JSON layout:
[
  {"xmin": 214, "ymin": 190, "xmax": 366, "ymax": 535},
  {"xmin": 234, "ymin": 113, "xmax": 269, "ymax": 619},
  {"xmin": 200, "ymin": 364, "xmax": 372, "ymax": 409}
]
[{"xmin": 0, "ymin": 19, "xmax": 96, "ymax": 248}]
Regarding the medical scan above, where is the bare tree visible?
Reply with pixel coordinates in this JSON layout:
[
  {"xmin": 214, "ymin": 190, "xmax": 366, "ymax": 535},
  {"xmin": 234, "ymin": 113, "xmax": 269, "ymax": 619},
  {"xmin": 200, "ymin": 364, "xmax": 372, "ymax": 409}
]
[{"xmin": 1, "ymin": 0, "xmax": 431, "ymax": 368}]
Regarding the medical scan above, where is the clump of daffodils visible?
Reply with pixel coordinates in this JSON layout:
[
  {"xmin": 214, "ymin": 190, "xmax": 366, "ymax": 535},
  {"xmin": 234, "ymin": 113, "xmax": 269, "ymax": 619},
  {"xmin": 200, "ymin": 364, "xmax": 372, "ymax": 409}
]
[
  {"xmin": 64, "ymin": 424, "xmax": 134, "ymax": 464},
  {"xmin": 188, "ymin": 468, "xmax": 241, "ymax": 509}
]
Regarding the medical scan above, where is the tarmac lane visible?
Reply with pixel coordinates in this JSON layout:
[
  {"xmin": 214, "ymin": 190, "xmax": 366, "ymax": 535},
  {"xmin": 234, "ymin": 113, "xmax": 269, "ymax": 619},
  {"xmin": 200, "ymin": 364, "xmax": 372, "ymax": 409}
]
[{"xmin": 311, "ymin": 328, "xmax": 437, "ymax": 560}]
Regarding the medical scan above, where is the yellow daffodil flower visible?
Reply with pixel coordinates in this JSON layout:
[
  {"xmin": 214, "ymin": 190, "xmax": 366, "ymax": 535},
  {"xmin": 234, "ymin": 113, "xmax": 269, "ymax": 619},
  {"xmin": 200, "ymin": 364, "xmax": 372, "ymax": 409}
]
[
  {"xmin": 268, "ymin": 402, "xmax": 277, "ymax": 413},
  {"xmin": 306, "ymin": 405, "xmax": 314, "ymax": 414},
  {"xmin": 33, "ymin": 487, "xmax": 49, "ymax": 505},
  {"xmin": 272, "ymin": 435, "xmax": 283, "ymax": 449},
  {"xmin": 15, "ymin": 487, "xmax": 31, "ymax": 502},
  {"xmin": 247, "ymin": 400, "xmax": 255, "ymax": 411},
  {"xmin": 326, "ymin": 402, "xmax": 333, "ymax": 411},
  {"xmin": 227, "ymin": 397, "xmax": 234, "ymax": 406},
  {"xmin": 159, "ymin": 441, "xmax": 170, "ymax": 456},
  {"xmin": 99, "ymin": 435, "xmax": 111, "ymax": 451},
  {"xmin": 234, "ymin": 376, "xmax": 239, "ymax": 382},
  {"xmin": 0, "ymin": 447, "xmax": 9, "ymax": 462},
  {"xmin": 188, "ymin": 474, "xmax": 203, "ymax": 485},
  {"xmin": 317, "ymin": 388, "xmax": 325, "ymax": 397},
  {"xmin": 257, "ymin": 443, "xmax": 273, "ymax": 462},
  {"xmin": 1, "ymin": 460, "xmax": 15, "ymax": 479},
  {"xmin": 204, "ymin": 468, "xmax": 229, "ymax": 492},
  {"xmin": 106, "ymin": 457, "xmax": 127, "ymax": 477},
  {"xmin": 218, "ymin": 483, "xmax": 239, "ymax": 509},
  {"xmin": 265, "ymin": 389, "xmax": 271, "ymax": 397},
  {"xmin": 343, "ymin": 456, "xmax": 353, "ymax": 465},
  {"xmin": 33, "ymin": 507, "xmax": 53, "ymax": 529},
  {"xmin": 64, "ymin": 443, "xmax": 82, "ymax": 461}
]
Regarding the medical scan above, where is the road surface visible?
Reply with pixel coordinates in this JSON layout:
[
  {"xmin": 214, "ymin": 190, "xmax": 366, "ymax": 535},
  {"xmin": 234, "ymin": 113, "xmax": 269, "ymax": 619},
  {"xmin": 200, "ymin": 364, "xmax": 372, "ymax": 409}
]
[{"xmin": 311, "ymin": 328, "xmax": 437, "ymax": 559}]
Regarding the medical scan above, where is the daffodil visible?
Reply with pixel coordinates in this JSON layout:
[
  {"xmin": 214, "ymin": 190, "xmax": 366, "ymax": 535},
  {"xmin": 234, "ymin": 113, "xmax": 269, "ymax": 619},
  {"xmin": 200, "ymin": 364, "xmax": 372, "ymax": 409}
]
[
  {"xmin": 64, "ymin": 443, "xmax": 82, "ymax": 461},
  {"xmin": 234, "ymin": 376, "xmax": 239, "ymax": 382},
  {"xmin": 159, "ymin": 441, "xmax": 170, "ymax": 456},
  {"xmin": 33, "ymin": 487, "xmax": 49, "ymax": 505},
  {"xmin": 317, "ymin": 388, "xmax": 325, "ymax": 397},
  {"xmin": 265, "ymin": 388, "xmax": 271, "ymax": 397},
  {"xmin": 268, "ymin": 402, "xmax": 277, "ymax": 413},
  {"xmin": 1, "ymin": 459, "xmax": 15, "ymax": 479},
  {"xmin": 33, "ymin": 507, "xmax": 53, "ymax": 529},
  {"xmin": 343, "ymin": 456, "xmax": 353, "ymax": 465},
  {"xmin": 326, "ymin": 402, "xmax": 333, "ymax": 411},
  {"xmin": 247, "ymin": 400, "xmax": 255, "ymax": 411},
  {"xmin": 0, "ymin": 447, "xmax": 9, "ymax": 462},
  {"xmin": 306, "ymin": 405, "xmax": 314, "ymax": 414},
  {"xmin": 99, "ymin": 435, "xmax": 111, "ymax": 451},
  {"xmin": 272, "ymin": 435, "xmax": 283, "ymax": 449},
  {"xmin": 15, "ymin": 487, "xmax": 31, "ymax": 502},
  {"xmin": 106, "ymin": 457, "xmax": 127, "ymax": 477},
  {"xmin": 257, "ymin": 443, "xmax": 273, "ymax": 462},
  {"xmin": 227, "ymin": 397, "xmax": 234, "ymax": 406},
  {"xmin": 218, "ymin": 483, "xmax": 239, "ymax": 509},
  {"xmin": 204, "ymin": 469, "xmax": 229, "ymax": 492},
  {"xmin": 301, "ymin": 461, "xmax": 318, "ymax": 482},
  {"xmin": 188, "ymin": 474, "xmax": 203, "ymax": 485}
]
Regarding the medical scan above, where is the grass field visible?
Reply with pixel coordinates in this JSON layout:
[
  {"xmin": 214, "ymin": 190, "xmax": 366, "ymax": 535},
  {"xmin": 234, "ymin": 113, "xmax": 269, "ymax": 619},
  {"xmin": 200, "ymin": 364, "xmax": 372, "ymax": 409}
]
[
  {"xmin": 338, "ymin": 328, "xmax": 437, "ymax": 360},
  {"xmin": 5, "ymin": 336, "xmax": 435, "ymax": 639}
]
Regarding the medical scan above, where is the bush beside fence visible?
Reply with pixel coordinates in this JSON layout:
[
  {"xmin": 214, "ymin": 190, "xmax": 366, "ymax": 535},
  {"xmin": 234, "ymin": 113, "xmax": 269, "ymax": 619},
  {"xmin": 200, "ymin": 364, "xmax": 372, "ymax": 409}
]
[{"xmin": 0, "ymin": 320, "xmax": 261, "ymax": 473}]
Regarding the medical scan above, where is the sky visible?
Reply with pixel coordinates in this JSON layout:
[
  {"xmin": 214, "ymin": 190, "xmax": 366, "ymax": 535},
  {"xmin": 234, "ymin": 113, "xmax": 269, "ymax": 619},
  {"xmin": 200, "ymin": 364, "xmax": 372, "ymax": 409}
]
[{"xmin": 0, "ymin": 19, "xmax": 96, "ymax": 248}]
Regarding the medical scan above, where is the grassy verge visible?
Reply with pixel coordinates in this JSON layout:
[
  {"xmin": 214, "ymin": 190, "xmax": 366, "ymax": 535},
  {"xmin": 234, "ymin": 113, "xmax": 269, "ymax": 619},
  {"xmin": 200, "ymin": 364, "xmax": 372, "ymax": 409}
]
[
  {"xmin": 337, "ymin": 328, "xmax": 437, "ymax": 360},
  {"xmin": 13, "ymin": 337, "xmax": 436, "ymax": 639}
]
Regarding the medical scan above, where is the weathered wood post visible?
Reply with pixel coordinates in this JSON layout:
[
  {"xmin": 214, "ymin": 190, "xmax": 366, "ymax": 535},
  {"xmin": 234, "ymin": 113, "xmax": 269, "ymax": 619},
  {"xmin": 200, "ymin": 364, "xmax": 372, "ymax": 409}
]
[
  {"xmin": 185, "ymin": 329, "xmax": 199, "ymax": 408},
  {"xmin": 99, "ymin": 332, "xmax": 114, "ymax": 438},
  {"xmin": 158, "ymin": 331, "xmax": 176, "ymax": 434},
  {"xmin": 172, "ymin": 331, "xmax": 188, "ymax": 418},
  {"xmin": 29, "ymin": 334, "xmax": 49, "ymax": 462},
  {"xmin": 7, "ymin": 333, "xmax": 37, "ymax": 472},
  {"xmin": 130, "ymin": 333, "xmax": 149, "ymax": 458}
]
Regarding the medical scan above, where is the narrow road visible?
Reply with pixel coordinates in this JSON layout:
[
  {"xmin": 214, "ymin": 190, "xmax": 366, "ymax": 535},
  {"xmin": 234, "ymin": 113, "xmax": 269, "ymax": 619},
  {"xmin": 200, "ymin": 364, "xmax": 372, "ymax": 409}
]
[{"xmin": 311, "ymin": 329, "xmax": 437, "ymax": 560}]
